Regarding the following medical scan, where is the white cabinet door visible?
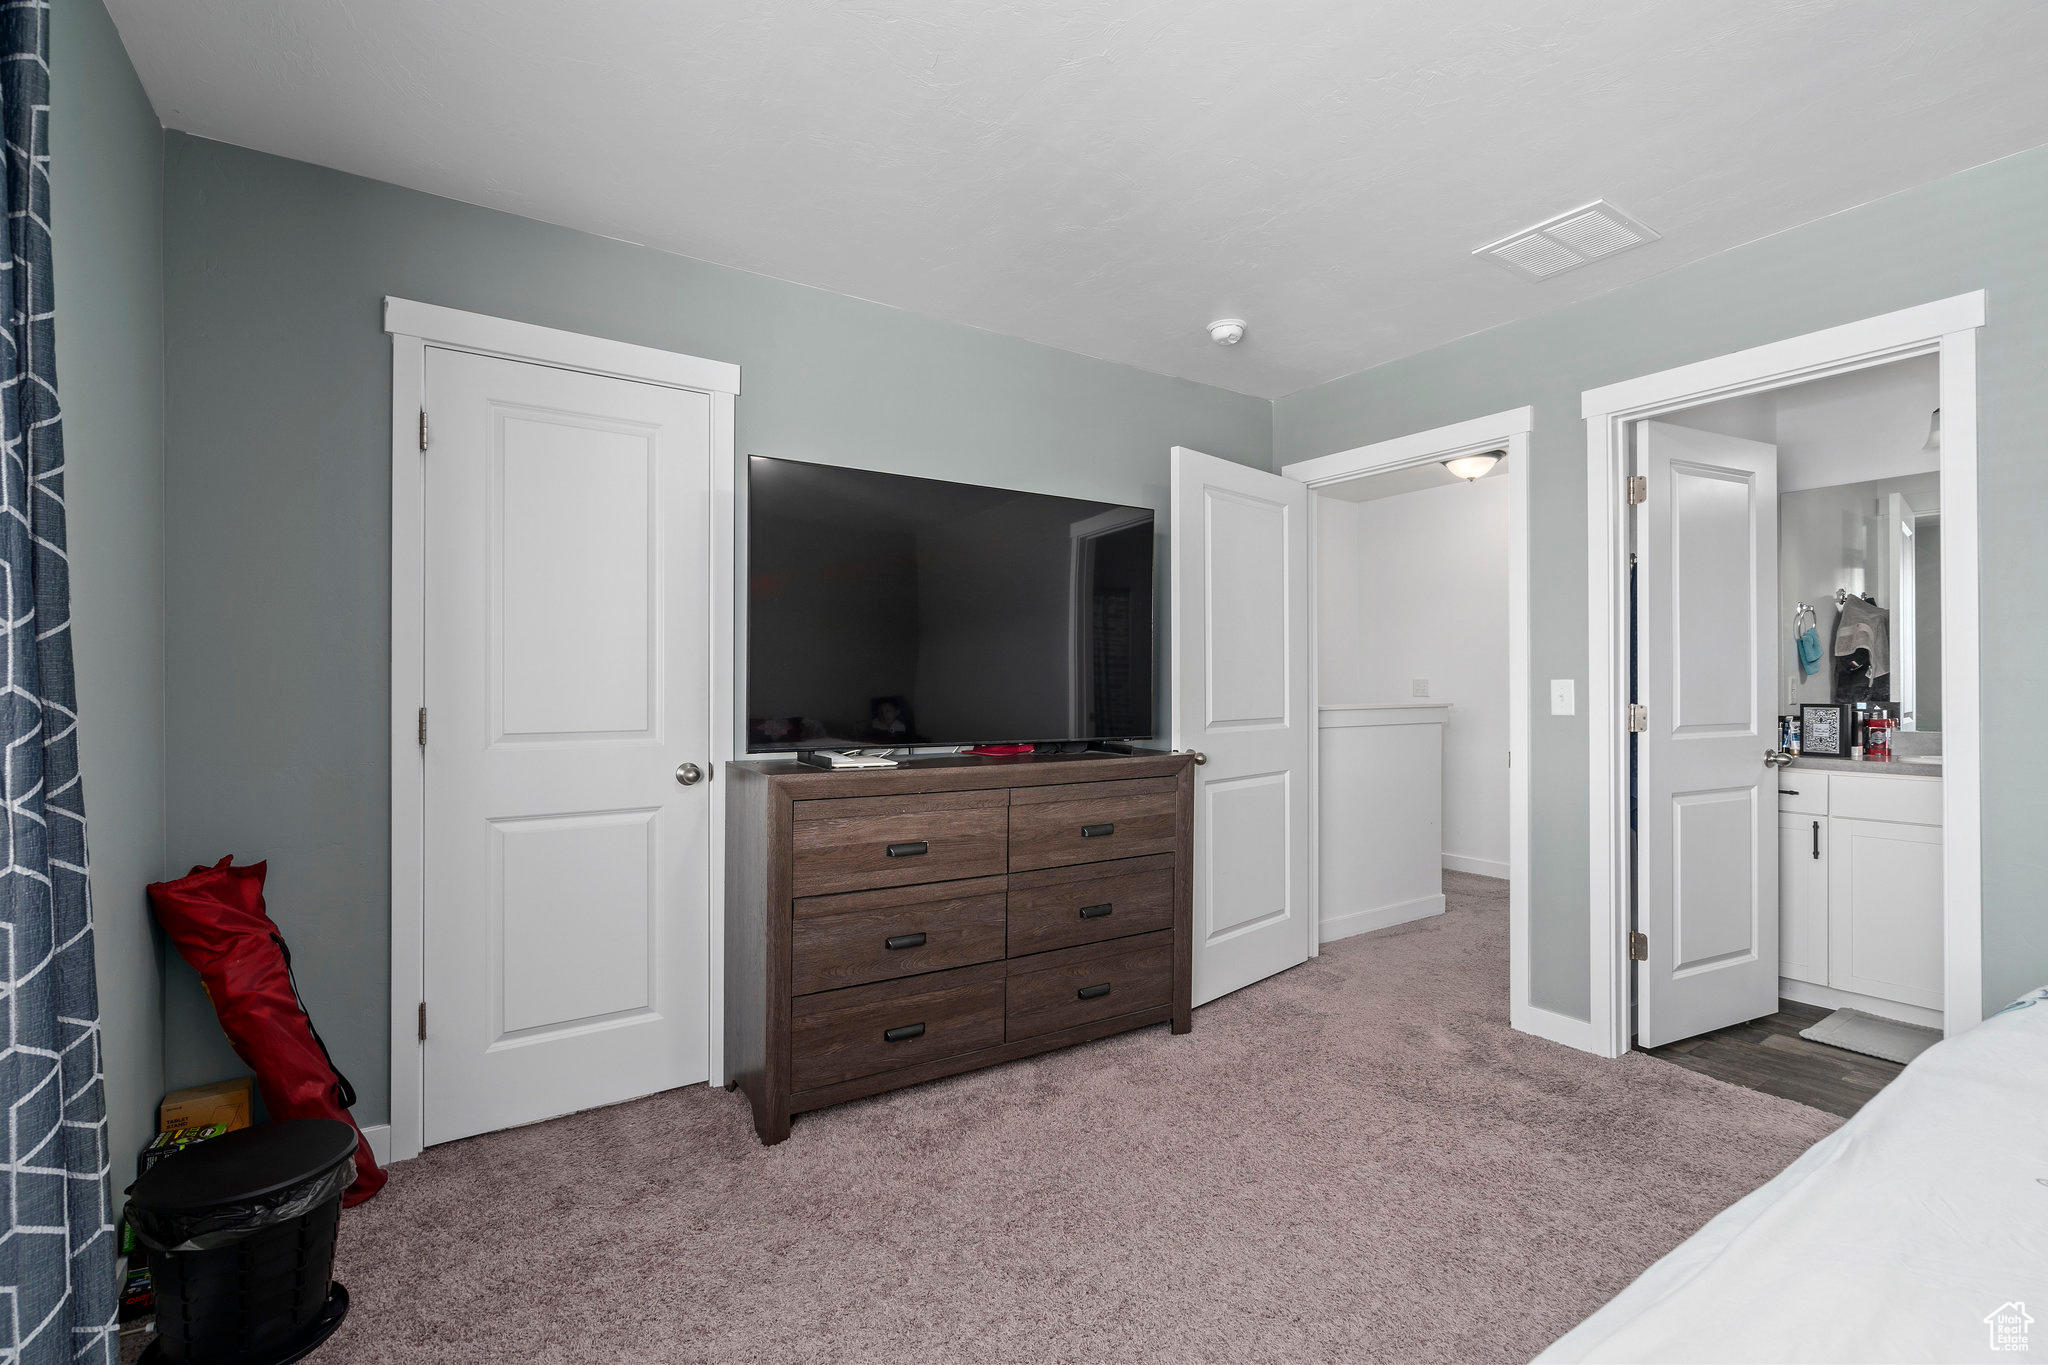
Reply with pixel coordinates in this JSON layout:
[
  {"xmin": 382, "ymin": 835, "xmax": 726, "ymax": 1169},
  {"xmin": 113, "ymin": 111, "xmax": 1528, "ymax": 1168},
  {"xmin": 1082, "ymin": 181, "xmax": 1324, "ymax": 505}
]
[
  {"xmin": 1777, "ymin": 811, "xmax": 1828, "ymax": 986},
  {"xmin": 1827, "ymin": 816, "xmax": 1944, "ymax": 1010},
  {"xmin": 423, "ymin": 347, "xmax": 714, "ymax": 1145},
  {"xmin": 1170, "ymin": 446, "xmax": 1311, "ymax": 1006},
  {"xmin": 1634, "ymin": 421, "xmax": 1780, "ymax": 1047}
]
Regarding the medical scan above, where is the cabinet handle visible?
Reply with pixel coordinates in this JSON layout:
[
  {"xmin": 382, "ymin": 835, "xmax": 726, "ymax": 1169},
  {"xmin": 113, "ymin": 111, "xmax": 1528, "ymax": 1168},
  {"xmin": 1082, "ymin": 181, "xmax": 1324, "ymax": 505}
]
[
  {"xmin": 884, "ymin": 932, "xmax": 927, "ymax": 951},
  {"xmin": 885, "ymin": 841, "xmax": 928, "ymax": 858},
  {"xmin": 1078, "ymin": 902, "xmax": 1114, "ymax": 920},
  {"xmin": 1813, "ymin": 820, "xmax": 1820, "ymax": 860},
  {"xmin": 883, "ymin": 1023, "xmax": 925, "ymax": 1043},
  {"xmin": 1080, "ymin": 823, "xmax": 1114, "ymax": 839},
  {"xmin": 1076, "ymin": 983, "xmax": 1112, "ymax": 1001}
]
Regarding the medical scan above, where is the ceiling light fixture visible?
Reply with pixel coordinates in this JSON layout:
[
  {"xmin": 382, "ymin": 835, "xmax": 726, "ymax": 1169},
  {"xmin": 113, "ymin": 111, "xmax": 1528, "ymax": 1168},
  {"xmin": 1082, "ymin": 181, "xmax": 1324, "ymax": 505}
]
[
  {"xmin": 1442, "ymin": 450, "xmax": 1504, "ymax": 483},
  {"xmin": 1207, "ymin": 318, "xmax": 1247, "ymax": 346}
]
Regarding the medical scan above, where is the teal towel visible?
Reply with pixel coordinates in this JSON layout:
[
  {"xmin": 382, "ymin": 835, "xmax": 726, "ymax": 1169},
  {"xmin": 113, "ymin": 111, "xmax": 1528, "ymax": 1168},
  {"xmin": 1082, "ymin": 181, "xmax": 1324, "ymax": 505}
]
[{"xmin": 1797, "ymin": 626, "xmax": 1823, "ymax": 677}]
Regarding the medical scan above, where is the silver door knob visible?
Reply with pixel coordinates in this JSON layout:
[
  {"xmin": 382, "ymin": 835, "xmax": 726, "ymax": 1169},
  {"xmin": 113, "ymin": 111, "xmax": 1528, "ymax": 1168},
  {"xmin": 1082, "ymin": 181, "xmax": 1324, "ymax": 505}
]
[
  {"xmin": 1764, "ymin": 749, "xmax": 1793, "ymax": 769},
  {"xmin": 1190, "ymin": 751, "xmax": 1208, "ymax": 766},
  {"xmin": 675, "ymin": 762, "xmax": 705, "ymax": 786}
]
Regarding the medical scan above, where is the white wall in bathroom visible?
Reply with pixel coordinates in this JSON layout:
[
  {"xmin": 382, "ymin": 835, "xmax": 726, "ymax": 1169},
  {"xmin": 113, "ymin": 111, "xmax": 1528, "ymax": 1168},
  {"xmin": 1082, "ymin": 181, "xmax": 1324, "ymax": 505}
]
[
  {"xmin": 1668, "ymin": 353, "xmax": 1940, "ymax": 491},
  {"xmin": 1316, "ymin": 478, "xmax": 1509, "ymax": 876}
]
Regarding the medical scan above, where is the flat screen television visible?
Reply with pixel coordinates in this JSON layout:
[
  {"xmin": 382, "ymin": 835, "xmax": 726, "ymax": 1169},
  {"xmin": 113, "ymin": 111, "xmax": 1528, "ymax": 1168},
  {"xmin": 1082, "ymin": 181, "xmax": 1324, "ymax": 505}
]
[{"xmin": 746, "ymin": 456, "xmax": 1156, "ymax": 752}]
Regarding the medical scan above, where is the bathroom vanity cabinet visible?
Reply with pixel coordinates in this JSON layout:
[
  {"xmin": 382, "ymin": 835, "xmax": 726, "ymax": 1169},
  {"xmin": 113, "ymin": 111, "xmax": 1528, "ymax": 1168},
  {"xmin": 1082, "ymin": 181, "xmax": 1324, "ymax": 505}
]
[{"xmin": 1776, "ymin": 767, "xmax": 1943, "ymax": 1021}]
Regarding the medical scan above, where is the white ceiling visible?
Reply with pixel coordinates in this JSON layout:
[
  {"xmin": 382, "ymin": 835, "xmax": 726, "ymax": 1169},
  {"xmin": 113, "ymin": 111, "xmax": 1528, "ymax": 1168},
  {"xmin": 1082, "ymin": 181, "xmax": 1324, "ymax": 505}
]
[{"xmin": 105, "ymin": 1, "xmax": 2048, "ymax": 399}]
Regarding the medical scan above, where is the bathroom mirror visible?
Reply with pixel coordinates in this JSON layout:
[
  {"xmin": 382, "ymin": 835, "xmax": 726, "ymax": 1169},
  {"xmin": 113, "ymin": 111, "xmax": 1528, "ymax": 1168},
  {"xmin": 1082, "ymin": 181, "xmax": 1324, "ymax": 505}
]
[{"xmin": 1780, "ymin": 471, "xmax": 1940, "ymax": 734}]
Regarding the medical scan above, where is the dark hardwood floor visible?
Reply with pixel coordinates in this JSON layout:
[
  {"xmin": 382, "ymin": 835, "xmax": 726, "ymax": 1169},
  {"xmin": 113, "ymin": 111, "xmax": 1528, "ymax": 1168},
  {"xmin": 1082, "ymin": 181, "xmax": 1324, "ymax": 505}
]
[{"xmin": 1640, "ymin": 999, "xmax": 1904, "ymax": 1119}]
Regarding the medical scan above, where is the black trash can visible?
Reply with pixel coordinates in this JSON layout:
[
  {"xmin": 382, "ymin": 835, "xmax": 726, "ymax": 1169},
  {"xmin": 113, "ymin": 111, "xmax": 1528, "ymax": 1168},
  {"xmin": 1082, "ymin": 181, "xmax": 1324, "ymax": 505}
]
[{"xmin": 126, "ymin": 1118, "xmax": 357, "ymax": 1365}]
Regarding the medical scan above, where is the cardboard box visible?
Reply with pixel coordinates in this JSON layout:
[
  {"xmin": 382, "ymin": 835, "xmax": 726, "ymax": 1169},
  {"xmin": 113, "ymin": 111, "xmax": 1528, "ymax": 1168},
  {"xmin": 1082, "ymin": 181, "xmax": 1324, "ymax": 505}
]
[{"xmin": 158, "ymin": 1077, "xmax": 253, "ymax": 1133}]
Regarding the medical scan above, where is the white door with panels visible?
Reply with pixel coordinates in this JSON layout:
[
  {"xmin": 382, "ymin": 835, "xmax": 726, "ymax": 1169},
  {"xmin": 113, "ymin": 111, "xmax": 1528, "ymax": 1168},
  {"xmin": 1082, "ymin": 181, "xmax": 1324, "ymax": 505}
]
[
  {"xmin": 1634, "ymin": 420, "xmax": 1780, "ymax": 1048},
  {"xmin": 1170, "ymin": 447, "xmax": 1312, "ymax": 1005},
  {"xmin": 422, "ymin": 347, "xmax": 714, "ymax": 1144}
]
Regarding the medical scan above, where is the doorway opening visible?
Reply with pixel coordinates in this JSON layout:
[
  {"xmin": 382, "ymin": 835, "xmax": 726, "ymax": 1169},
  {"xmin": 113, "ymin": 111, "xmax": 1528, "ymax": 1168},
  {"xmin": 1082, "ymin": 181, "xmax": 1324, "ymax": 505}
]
[
  {"xmin": 1581, "ymin": 292, "xmax": 1983, "ymax": 1088},
  {"xmin": 1278, "ymin": 408, "xmax": 1534, "ymax": 1032}
]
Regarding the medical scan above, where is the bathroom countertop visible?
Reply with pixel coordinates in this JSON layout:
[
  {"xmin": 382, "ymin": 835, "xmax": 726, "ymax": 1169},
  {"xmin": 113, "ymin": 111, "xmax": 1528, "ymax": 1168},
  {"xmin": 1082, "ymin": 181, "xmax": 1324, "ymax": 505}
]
[{"xmin": 1785, "ymin": 754, "xmax": 1942, "ymax": 777}]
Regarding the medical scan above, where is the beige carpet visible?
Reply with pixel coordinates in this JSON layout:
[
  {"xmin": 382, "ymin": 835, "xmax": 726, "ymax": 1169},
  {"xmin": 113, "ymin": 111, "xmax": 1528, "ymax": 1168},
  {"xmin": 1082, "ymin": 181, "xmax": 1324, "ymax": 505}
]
[{"xmin": 318, "ymin": 873, "xmax": 1836, "ymax": 1363}]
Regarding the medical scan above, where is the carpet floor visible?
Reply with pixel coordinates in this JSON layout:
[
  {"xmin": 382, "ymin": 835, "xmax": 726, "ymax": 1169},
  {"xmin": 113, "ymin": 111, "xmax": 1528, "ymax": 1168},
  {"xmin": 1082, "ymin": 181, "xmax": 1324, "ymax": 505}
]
[{"xmin": 322, "ymin": 873, "xmax": 1838, "ymax": 1364}]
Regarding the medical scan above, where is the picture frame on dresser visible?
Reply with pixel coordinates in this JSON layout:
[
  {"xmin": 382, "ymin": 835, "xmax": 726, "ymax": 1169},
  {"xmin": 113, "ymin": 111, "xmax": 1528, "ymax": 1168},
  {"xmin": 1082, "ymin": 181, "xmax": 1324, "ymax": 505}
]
[{"xmin": 724, "ymin": 749, "xmax": 1195, "ymax": 1144}]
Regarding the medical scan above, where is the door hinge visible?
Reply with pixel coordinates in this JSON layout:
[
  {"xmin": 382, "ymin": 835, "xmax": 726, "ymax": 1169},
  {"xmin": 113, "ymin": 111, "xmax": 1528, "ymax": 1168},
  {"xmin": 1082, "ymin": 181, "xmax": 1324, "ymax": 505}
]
[
  {"xmin": 1625, "ymin": 474, "xmax": 1646, "ymax": 504},
  {"xmin": 419, "ymin": 409, "xmax": 430, "ymax": 451},
  {"xmin": 417, "ymin": 706, "xmax": 428, "ymax": 746},
  {"xmin": 417, "ymin": 1000, "xmax": 427, "ymax": 1042},
  {"xmin": 1628, "ymin": 931, "xmax": 1649, "ymax": 962},
  {"xmin": 1627, "ymin": 703, "xmax": 1648, "ymax": 733}
]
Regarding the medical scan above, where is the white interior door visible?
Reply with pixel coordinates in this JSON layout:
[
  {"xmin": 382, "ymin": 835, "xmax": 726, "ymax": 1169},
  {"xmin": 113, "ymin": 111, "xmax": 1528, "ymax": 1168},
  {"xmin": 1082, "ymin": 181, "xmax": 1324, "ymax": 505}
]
[
  {"xmin": 423, "ymin": 347, "xmax": 713, "ymax": 1144},
  {"xmin": 1170, "ymin": 447, "xmax": 1311, "ymax": 1005},
  {"xmin": 1635, "ymin": 420, "xmax": 1780, "ymax": 1049}
]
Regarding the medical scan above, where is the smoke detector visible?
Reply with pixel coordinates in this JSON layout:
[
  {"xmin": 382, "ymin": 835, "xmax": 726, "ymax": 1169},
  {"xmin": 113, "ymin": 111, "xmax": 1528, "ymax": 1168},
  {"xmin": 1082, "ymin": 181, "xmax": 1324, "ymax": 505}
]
[
  {"xmin": 1474, "ymin": 200, "xmax": 1660, "ymax": 281},
  {"xmin": 1207, "ymin": 318, "xmax": 1247, "ymax": 346}
]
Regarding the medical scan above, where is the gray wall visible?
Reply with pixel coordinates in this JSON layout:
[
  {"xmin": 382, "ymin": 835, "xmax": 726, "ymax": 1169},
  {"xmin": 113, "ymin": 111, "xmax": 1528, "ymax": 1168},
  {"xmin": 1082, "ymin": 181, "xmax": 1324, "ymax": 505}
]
[
  {"xmin": 161, "ymin": 134, "xmax": 1272, "ymax": 1123},
  {"xmin": 1275, "ymin": 141, "xmax": 2048, "ymax": 1019},
  {"xmin": 53, "ymin": 0, "xmax": 167, "ymax": 1183}
]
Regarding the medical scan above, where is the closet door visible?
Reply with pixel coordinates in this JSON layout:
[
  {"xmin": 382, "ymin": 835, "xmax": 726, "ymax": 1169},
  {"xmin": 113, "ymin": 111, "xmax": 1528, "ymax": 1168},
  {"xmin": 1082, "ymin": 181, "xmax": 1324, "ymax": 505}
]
[{"xmin": 1170, "ymin": 447, "xmax": 1311, "ymax": 1006}]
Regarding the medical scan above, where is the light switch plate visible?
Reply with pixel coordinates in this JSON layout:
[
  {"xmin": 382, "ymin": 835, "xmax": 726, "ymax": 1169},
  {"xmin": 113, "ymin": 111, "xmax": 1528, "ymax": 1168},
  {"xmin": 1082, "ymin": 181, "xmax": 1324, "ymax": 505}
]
[
  {"xmin": 1411, "ymin": 678, "xmax": 1430, "ymax": 697},
  {"xmin": 1550, "ymin": 679, "xmax": 1575, "ymax": 715}
]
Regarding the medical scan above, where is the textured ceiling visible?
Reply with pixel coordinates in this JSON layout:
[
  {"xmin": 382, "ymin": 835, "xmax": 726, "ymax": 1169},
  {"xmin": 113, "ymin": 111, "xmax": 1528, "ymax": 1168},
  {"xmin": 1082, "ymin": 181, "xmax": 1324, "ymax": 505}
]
[{"xmin": 105, "ymin": 1, "xmax": 2048, "ymax": 398}]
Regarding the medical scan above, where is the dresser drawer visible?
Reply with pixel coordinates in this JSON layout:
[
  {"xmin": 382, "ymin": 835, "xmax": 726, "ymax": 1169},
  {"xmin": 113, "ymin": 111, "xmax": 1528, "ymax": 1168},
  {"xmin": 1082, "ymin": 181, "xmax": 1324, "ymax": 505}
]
[
  {"xmin": 791, "ymin": 791, "xmax": 1008, "ymax": 896},
  {"xmin": 1007, "ymin": 854, "xmax": 1174, "ymax": 956},
  {"xmin": 1004, "ymin": 930, "xmax": 1173, "ymax": 1041},
  {"xmin": 789, "ymin": 964, "xmax": 1005, "ymax": 1093},
  {"xmin": 790, "ymin": 876, "xmax": 1008, "ymax": 996},
  {"xmin": 1008, "ymin": 778, "xmax": 1178, "ymax": 872}
]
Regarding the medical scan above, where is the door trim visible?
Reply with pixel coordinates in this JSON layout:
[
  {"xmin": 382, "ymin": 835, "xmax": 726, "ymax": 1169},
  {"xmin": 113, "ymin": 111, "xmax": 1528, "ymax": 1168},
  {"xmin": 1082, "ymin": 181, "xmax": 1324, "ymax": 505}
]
[
  {"xmin": 1581, "ymin": 291, "xmax": 1984, "ymax": 1059},
  {"xmin": 1279, "ymin": 409, "xmax": 1536, "ymax": 1038},
  {"xmin": 385, "ymin": 298, "xmax": 738, "ymax": 1162}
]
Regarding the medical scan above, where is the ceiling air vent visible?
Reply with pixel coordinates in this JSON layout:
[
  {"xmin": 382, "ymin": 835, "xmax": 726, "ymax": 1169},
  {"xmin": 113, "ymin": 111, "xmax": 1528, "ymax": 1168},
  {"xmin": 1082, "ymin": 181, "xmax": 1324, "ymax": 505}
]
[{"xmin": 1475, "ymin": 200, "xmax": 1660, "ymax": 281}]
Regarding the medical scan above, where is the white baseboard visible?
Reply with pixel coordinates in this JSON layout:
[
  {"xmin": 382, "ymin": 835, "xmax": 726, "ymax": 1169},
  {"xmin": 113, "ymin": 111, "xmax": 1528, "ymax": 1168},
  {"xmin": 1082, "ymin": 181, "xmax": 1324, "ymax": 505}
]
[
  {"xmin": 1779, "ymin": 978, "xmax": 1943, "ymax": 1031},
  {"xmin": 1442, "ymin": 852, "xmax": 1509, "ymax": 879},
  {"xmin": 360, "ymin": 1123, "xmax": 395, "ymax": 1167},
  {"xmin": 1320, "ymin": 893, "xmax": 1444, "ymax": 945}
]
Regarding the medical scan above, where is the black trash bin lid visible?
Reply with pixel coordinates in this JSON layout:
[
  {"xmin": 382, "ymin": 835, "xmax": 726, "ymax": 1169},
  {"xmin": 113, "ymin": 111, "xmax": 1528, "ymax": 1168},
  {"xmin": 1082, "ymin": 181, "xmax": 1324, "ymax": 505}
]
[{"xmin": 129, "ymin": 1119, "xmax": 358, "ymax": 1213}]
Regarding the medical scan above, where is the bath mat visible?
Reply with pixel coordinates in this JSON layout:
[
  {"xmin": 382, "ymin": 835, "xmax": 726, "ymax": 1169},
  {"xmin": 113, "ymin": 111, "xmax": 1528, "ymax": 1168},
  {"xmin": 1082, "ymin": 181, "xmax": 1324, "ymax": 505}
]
[{"xmin": 1800, "ymin": 1008, "xmax": 1941, "ymax": 1065}]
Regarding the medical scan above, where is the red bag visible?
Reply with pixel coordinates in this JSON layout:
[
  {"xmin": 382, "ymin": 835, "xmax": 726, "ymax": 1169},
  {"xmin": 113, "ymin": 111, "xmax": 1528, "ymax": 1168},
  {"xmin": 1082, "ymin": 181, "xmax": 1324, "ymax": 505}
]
[{"xmin": 146, "ymin": 857, "xmax": 387, "ymax": 1206}]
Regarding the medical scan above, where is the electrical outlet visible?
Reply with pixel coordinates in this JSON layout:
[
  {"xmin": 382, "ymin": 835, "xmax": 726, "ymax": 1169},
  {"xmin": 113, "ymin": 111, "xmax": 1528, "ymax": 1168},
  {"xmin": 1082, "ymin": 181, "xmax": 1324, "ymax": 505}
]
[
  {"xmin": 1411, "ymin": 678, "xmax": 1430, "ymax": 697},
  {"xmin": 1550, "ymin": 679, "xmax": 1576, "ymax": 716}
]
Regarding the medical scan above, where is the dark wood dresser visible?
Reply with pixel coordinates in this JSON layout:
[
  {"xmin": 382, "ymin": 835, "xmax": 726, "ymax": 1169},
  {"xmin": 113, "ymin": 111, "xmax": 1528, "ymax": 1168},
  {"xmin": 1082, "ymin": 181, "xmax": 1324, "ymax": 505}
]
[{"xmin": 725, "ymin": 750, "xmax": 1194, "ymax": 1143}]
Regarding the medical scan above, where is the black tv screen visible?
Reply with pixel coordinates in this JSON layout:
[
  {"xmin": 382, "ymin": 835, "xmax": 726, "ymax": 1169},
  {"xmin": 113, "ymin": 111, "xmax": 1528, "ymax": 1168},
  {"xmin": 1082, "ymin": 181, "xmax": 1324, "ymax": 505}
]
[{"xmin": 746, "ymin": 457, "xmax": 1156, "ymax": 752}]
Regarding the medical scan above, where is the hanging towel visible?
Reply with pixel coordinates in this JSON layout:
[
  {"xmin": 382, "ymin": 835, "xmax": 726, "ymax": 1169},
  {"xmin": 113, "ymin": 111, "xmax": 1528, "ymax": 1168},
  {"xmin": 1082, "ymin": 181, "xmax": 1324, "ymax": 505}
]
[
  {"xmin": 1833, "ymin": 595, "xmax": 1891, "ymax": 679},
  {"xmin": 1797, "ymin": 626, "xmax": 1823, "ymax": 677}
]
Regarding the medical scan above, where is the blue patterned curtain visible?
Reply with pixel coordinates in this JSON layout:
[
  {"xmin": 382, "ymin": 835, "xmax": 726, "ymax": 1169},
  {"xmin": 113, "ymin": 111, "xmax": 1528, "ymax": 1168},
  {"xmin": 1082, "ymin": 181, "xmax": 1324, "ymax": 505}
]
[{"xmin": 0, "ymin": 2, "xmax": 117, "ymax": 1361}]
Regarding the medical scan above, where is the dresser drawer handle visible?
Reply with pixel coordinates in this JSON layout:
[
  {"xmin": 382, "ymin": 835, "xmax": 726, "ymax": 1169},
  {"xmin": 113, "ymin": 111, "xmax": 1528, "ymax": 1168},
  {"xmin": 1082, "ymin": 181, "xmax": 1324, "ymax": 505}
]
[
  {"xmin": 1076, "ymin": 983, "xmax": 1112, "ymax": 1001},
  {"xmin": 883, "ymin": 1023, "xmax": 926, "ymax": 1043},
  {"xmin": 884, "ymin": 932, "xmax": 927, "ymax": 951},
  {"xmin": 1078, "ymin": 902, "xmax": 1114, "ymax": 920},
  {"xmin": 885, "ymin": 841, "xmax": 928, "ymax": 858},
  {"xmin": 1080, "ymin": 823, "xmax": 1114, "ymax": 839}
]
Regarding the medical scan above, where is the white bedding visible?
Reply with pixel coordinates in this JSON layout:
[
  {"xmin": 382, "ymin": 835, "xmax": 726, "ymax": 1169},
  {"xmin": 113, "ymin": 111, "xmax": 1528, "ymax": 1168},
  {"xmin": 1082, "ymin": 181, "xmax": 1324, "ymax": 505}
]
[{"xmin": 1539, "ymin": 987, "xmax": 2048, "ymax": 1364}]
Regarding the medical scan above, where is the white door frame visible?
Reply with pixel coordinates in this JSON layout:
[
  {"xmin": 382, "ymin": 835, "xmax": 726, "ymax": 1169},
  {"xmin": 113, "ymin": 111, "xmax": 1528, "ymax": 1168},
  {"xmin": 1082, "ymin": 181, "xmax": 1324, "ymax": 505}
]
[
  {"xmin": 1279, "ymin": 408, "xmax": 1535, "ymax": 1034},
  {"xmin": 1581, "ymin": 291, "xmax": 1984, "ymax": 1059},
  {"xmin": 385, "ymin": 298, "xmax": 739, "ymax": 1162}
]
